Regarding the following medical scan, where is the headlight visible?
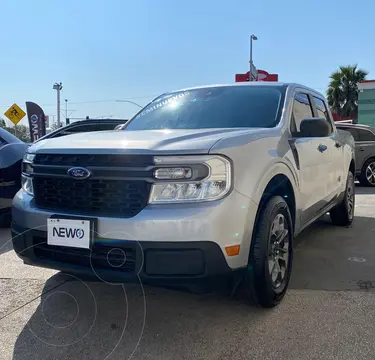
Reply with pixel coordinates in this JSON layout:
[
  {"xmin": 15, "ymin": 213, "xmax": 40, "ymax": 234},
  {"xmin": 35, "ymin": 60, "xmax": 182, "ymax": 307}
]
[
  {"xmin": 23, "ymin": 153, "xmax": 36, "ymax": 163},
  {"xmin": 22, "ymin": 175, "xmax": 34, "ymax": 196},
  {"xmin": 149, "ymin": 155, "xmax": 231, "ymax": 203},
  {"xmin": 22, "ymin": 153, "xmax": 35, "ymax": 175}
]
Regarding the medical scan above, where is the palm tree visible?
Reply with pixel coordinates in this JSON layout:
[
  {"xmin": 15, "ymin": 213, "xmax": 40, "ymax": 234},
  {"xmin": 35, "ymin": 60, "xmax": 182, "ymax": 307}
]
[{"xmin": 327, "ymin": 65, "xmax": 368, "ymax": 121}]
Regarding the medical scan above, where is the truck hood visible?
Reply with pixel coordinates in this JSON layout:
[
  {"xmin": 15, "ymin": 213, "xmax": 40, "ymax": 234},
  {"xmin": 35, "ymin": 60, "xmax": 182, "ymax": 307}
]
[{"xmin": 29, "ymin": 128, "xmax": 263, "ymax": 155}]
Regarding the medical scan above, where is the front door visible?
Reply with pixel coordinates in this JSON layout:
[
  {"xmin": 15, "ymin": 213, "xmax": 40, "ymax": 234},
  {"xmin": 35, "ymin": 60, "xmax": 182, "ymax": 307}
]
[{"xmin": 290, "ymin": 93, "xmax": 331, "ymax": 226}]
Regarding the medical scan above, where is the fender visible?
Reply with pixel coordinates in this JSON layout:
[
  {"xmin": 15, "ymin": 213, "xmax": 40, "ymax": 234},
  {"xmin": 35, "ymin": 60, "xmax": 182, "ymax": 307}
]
[{"xmin": 251, "ymin": 160, "xmax": 300, "ymax": 207}]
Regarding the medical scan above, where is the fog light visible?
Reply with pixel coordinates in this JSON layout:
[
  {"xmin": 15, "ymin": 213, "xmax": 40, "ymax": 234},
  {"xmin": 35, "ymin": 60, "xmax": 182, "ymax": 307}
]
[{"xmin": 225, "ymin": 245, "xmax": 240, "ymax": 257}]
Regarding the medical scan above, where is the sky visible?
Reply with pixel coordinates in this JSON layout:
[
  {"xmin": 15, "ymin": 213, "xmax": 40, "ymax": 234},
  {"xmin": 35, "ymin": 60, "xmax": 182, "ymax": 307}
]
[{"xmin": 0, "ymin": 0, "xmax": 374, "ymax": 127}]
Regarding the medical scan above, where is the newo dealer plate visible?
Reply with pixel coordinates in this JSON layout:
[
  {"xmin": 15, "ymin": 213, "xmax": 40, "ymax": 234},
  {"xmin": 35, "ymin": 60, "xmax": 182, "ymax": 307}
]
[{"xmin": 47, "ymin": 218, "xmax": 91, "ymax": 249}]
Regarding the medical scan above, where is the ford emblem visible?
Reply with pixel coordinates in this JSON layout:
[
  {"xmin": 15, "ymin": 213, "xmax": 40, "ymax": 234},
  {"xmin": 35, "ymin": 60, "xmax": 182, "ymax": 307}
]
[{"xmin": 67, "ymin": 167, "xmax": 91, "ymax": 180}]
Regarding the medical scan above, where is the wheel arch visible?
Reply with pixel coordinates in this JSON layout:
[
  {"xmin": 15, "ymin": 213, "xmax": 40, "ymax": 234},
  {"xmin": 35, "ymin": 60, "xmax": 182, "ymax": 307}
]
[
  {"xmin": 252, "ymin": 163, "xmax": 298, "ymax": 232},
  {"xmin": 349, "ymin": 158, "xmax": 355, "ymax": 175},
  {"xmin": 260, "ymin": 175, "xmax": 296, "ymax": 230}
]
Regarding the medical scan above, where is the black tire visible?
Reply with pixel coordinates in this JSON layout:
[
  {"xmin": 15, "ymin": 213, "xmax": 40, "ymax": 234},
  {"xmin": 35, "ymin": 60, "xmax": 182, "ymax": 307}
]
[
  {"xmin": 239, "ymin": 196, "xmax": 293, "ymax": 308},
  {"xmin": 330, "ymin": 171, "xmax": 355, "ymax": 226},
  {"xmin": 359, "ymin": 159, "xmax": 375, "ymax": 187}
]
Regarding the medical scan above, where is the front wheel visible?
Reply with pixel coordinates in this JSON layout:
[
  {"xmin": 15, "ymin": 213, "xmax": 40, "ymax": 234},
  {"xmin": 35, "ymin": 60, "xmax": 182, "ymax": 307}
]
[
  {"xmin": 239, "ymin": 196, "xmax": 293, "ymax": 308},
  {"xmin": 330, "ymin": 171, "xmax": 355, "ymax": 226}
]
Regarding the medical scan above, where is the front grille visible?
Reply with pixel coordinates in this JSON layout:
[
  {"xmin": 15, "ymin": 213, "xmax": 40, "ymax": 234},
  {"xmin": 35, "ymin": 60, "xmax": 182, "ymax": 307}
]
[
  {"xmin": 34, "ymin": 154, "xmax": 153, "ymax": 167},
  {"xmin": 34, "ymin": 177, "xmax": 151, "ymax": 217},
  {"xmin": 32, "ymin": 153, "xmax": 153, "ymax": 217},
  {"xmin": 34, "ymin": 240, "xmax": 136, "ymax": 272}
]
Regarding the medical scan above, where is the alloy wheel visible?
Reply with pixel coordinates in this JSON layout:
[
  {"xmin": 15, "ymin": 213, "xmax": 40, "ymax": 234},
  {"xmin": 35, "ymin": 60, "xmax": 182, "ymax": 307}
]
[
  {"xmin": 347, "ymin": 174, "xmax": 355, "ymax": 220},
  {"xmin": 268, "ymin": 213, "xmax": 289, "ymax": 289},
  {"xmin": 365, "ymin": 162, "xmax": 375, "ymax": 185}
]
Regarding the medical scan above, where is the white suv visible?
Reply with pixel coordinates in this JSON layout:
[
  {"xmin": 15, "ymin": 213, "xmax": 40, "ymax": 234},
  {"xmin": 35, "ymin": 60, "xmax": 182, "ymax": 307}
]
[{"xmin": 12, "ymin": 83, "xmax": 355, "ymax": 307}]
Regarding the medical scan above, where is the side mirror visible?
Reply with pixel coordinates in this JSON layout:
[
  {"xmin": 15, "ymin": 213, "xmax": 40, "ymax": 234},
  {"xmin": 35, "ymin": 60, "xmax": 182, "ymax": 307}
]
[{"xmin": 296, "ymin": 117, "xmax": 331, "ymax": 138}]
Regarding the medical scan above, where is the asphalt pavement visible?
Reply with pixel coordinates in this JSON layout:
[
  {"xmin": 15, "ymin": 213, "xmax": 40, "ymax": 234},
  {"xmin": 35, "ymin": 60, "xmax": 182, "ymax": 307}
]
[{"xmin": 1, "ymin": 186, "xmax": 375, "ymax": 360}]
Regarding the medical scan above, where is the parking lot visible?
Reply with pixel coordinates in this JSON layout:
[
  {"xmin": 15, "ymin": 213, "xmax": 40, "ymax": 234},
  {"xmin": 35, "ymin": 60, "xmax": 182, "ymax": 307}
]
[{"xmin": 0, "ymin": 186, "xmax": 375, "ymax": 360}]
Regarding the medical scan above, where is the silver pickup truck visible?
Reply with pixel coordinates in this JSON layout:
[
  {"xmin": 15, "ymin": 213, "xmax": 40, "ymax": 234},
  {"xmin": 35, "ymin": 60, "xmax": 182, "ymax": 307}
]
[{"xmin": 12, "ymin": 83, "xmax": 355, "ymax": 308}]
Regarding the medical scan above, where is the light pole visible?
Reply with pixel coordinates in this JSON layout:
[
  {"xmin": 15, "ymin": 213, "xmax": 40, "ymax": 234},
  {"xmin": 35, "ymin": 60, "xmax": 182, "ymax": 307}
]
[
  {"xmin": 115, "ymin": 100, "xmax": 143, "ymax": 108},
  {"xmin": 65, "ymin": 98, "xmax": 68, "ymax": 119},
  {"xmin": 250, "ymin": 34, "xmax": 258, "ymax": 81},
  {"xmin": 53, "ymin": 82, "xmax": 63, "ymax": 127}
]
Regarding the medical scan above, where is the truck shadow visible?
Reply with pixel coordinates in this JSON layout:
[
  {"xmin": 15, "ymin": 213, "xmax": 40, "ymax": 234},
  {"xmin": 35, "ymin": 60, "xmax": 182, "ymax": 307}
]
[
  {"xmin": 290, "ymin": 214, "xmax": 375, "ymax": 292},
  {"xmin": 11, "ymin": 273, "xmax": 268, "ymax": 360}
]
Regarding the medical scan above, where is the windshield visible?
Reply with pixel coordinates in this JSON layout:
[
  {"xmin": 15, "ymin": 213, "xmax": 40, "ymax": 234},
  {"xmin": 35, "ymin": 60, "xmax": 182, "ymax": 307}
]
[{"xmin": 125, "ymin": 85, "xmax": 285, "ymax": 130}]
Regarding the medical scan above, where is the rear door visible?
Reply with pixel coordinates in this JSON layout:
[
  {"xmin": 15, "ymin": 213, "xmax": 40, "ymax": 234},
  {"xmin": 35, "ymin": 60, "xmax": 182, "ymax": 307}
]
[
  {"xmin": 311, "ymin": 96, "xmax": 342, "ymax": 197},
  {"xmin": 290, "ymin": 93, "xmax": 330, "ymax": 224}
]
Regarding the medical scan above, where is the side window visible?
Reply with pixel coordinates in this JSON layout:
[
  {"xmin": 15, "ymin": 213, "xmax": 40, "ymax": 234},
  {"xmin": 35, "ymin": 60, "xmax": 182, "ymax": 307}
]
[
  {"xmin": 65, "ymin": 124, "xmax": 96, "ymax": 134},
  {"xmin": 66, "ymin": 124, "xmax": 116, "ymax": 133},
  {"xmin": 313, "ymin": 97, "xmax": 333, "ymax": 134},
  {"xmin": 338, "ymin": 127, "xmax": 360, "ymax": 141},
  {"xmin": 291, "ymin": 93, "xmax": 314, "ymax": 133},
  {"xmin": 357, "ymin": 129, "xmax": 375, "ymax": 142},
  {"xmin": 51, "ymin": 123, "xmax": 116, "ymax": 138}
]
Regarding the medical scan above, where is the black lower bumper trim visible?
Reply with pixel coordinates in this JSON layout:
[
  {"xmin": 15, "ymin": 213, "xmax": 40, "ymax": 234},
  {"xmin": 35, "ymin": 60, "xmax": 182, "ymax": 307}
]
[{"xmin": 11, "ymin": 223, "xmax": 233, "ymax": 283}]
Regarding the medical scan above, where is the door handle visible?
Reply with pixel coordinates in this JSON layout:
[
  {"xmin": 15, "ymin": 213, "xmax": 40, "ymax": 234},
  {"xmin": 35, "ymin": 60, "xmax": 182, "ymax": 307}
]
[
  {"xmin": 335, "ymin": 142, "xmax": 342, "ymax": 148},
  {"xmin": 359, "ymin": 147, "xmax": 365, "ymax": 152},
  {"xmin": 318, "ymin": 144, "xmax": 327, "ymax": 153}
]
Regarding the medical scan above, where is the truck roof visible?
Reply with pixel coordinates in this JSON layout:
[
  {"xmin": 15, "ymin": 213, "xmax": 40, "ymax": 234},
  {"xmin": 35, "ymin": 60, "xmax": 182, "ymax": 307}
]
[{"xmin": 170, "ymin": 82, "xmax": 326, "ymax": 100}]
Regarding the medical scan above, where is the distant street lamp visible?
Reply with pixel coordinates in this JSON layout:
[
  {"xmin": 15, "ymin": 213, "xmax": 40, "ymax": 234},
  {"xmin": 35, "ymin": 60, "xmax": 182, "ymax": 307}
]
[
  {"xmin": 250, "ymin": 34, "xmax": 258, "ymax": 81},
  {"xmin": 53, "ymin": 82, "xmax": 63, "ymax": 127},
  {"xmin": 115, "ymin": 100, "xmax": 143, "ymax": 108},
  {"xmin": 65, "ymin": 98, "xmax": 68, "ymax": 119}
]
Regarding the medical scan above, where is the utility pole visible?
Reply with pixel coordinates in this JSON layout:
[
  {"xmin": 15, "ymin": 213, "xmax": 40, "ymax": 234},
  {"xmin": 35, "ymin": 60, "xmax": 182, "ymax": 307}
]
[
  {"xmin": 53, "ymin": 82, "xmax": 63, "ymax": 127},
  {"xmin": 250, "ymin": 34, "xmax": 258, "ymax": 81}
]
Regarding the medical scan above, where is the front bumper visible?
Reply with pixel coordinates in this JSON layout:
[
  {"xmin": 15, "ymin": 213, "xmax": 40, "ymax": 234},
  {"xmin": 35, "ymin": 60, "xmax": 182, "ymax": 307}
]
[
  {"xmin": 12, "ymin": 223, "xmax": 234, "ymax": 284},
  {"xmin": 12, "ymin": 189, "xmax": 258, "ymax": 280}
]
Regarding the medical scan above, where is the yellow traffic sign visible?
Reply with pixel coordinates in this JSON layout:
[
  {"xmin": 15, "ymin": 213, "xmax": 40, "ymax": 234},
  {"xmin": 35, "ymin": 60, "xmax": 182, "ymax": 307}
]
[{"xmin": 4, "ymin": 103, "xmax": 26, "ymax": 125}]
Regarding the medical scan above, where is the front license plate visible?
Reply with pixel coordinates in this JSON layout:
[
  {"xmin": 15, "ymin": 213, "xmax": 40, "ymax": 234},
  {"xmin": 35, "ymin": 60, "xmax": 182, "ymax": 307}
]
[{"xmin": 47, "ymin": 218, "xmax": 91, "ymax": 249}]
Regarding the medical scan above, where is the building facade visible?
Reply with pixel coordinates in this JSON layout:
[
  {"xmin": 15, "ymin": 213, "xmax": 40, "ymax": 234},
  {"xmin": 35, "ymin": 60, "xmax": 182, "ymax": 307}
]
[{"xmin": 358, "ymin": 80, "xmax": 375, "ymax": 126}]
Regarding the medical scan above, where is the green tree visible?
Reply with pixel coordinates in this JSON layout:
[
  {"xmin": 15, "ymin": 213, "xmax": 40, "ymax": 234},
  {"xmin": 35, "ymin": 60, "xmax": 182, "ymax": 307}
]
[
  {"xmin": 0, "ymin": 117, "xmax": 31, "ymax": 142},
  {"xmin": 50, "ymin": 122, "xmax": 61, "ymax": 131},
  {"xmin": 327, "ymin": 65, "xmax": 368, "ymax": 121}
]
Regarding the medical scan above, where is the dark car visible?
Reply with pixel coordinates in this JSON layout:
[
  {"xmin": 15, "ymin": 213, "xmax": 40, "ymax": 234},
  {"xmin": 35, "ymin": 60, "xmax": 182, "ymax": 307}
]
[
  {"xmin": 35, "ymin": 118, "xmax": 128, "ymax": 143},
  {"xmin": 336, "ymin": 123, "xmax": 375, "ymax": 186},
  {"xmin": 0, "ymin": 128, "xmax": 29, "ymax": 227}
]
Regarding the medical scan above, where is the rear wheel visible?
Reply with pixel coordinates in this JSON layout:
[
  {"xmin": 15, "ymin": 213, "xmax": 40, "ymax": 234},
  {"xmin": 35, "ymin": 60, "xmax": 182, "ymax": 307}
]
[
  {"xmin": 330, "ymin": 171, "xmax": 355, "ymax": 226},
  {"xmin": 239, "ymin": 196, "xmax": 293, "ymax": 308},
  {"xmin": 359, "ymin": 159, "xmax": 375, "ymax": 186}
]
